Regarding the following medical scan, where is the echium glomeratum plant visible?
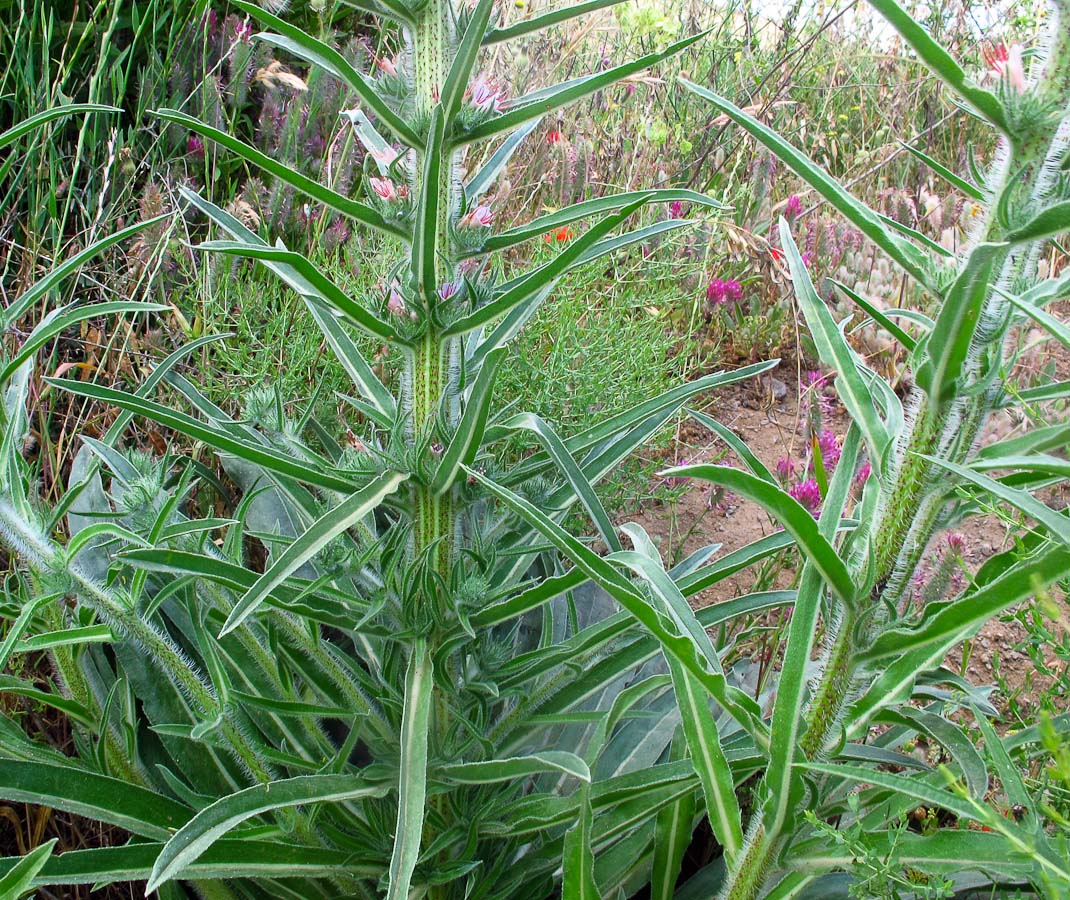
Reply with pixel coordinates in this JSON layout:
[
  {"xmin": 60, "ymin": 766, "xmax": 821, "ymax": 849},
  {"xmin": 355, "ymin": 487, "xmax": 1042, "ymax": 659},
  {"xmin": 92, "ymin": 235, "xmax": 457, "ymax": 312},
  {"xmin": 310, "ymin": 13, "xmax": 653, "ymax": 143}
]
[
  {"xmin": 0, "ymin": 1, "xmax": 788, "ymax": 898},
  {"xmin": 666, "ymin": 0, "xmax": 1070, "ymax": 896}
]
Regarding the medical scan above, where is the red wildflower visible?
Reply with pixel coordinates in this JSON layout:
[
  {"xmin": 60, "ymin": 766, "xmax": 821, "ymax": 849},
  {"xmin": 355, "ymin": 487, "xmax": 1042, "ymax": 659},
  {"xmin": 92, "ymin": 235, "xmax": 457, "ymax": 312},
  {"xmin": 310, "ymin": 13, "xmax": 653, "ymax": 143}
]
[
  {"xmin": 547, "ymin": 130, "xmax": 563, "ymax": 144},
  {"xmin": 543, "ymin": 226, "xmax": 574, "ymax": 243}
]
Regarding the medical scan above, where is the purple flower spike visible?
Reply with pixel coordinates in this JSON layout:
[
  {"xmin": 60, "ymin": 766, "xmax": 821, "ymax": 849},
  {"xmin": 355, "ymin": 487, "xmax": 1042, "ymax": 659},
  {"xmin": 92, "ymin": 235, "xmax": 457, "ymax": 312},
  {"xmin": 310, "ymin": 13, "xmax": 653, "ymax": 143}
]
[
  {"xmin": 817, "ymin": 430, "xmax": 841, "ymax": 468},
  {"xmin": 785, "ymin": 194, "xmax": 802, "ymax": 219}
]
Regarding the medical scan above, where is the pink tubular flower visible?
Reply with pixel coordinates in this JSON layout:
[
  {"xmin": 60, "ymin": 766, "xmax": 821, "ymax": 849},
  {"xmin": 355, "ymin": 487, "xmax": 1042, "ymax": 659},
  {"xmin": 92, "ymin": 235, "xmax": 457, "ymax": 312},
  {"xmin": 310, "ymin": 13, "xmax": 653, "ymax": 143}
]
[
  {"xmin": 467, "ymin": 75, "xmax": 504, "ymax": 112},
  {"xmin": 983, "ymin": 41, "xmax": 1010, "ymax": 73},
  {"xmin": 375, "ymin": 55, "xmax": 399, "ymax": 76},
  {"xmin": 438, "ymin": 281, "xmax": 458, "ymax": 301},
  {"xmin": 387, "ymin": 282, "xmax": 406, "ymax": 316},
  {"xmin": 789, "ymin": 478, "xmax": 821, "ymax": 514},
  {"xmin": 370, "ymin": 177, "xmax": 397, "ymax": 202},
  {"xmin": 459, "ymin": 204, "xmax": 494, "ymax": 228},
  {"xmin": 1006, "ymin": 44, "xmax": 1027, "ymax": 93},
  {"xmin": 372, "ymin": 146, "xmax": 400, "ymax": 167}
]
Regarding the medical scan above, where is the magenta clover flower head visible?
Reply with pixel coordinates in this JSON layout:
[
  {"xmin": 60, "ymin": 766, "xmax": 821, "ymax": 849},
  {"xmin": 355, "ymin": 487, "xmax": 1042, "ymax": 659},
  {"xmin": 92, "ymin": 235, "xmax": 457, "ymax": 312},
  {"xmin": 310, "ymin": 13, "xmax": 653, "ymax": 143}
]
[
  {"xmin": 705, "ymin": 278, "xmax": 743, "ymax": 306},
  {"xmin": 855, "ymin": 460, "xmax": 871, "ymax": 486},
  {"xmin": 459, "ymin": 204, "xmax": 494, "ymax": 228},
  {"xmin": 664, "ymin": 459, "xmax": 691, "ymax": 489},
  {"xmin": 789, "ymin": 478, "xmax": 821, "ymax": 514},
  {"xmin": 946, "ymin": 531, "xmax": 966, "ymax": 554},
  {"xmin": 438, "ymin": 281, "xmax": 459, "ymax": 301},
  {"xmin": 775, "ymin": 456, "xmax": 796, "ymax": 481},
  {"xmin": 817, "ymin": 430, "xmax": 841, "ymax": 468},
  {"xmin": 669, "ymin": 200, "xmax": 684, "ymax": 218},
  {"xmin": 187, "ymin": 134, "xmax": 205, "ymax": 157},
  {"xmin": 785, "ymin": 194, "xmax": 802, "ymax": 219}
]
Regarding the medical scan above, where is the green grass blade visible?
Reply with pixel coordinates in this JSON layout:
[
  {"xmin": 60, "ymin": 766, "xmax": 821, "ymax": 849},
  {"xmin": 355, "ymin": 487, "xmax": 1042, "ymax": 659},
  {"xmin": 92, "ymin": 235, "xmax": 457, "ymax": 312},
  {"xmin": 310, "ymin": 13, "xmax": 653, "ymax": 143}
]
[
  {"xmin": 155, "ymin": 109, "xmax": 405, "ymax": 237},
  {"xmin": 386, "ymin": 640, "xmax": 434, "ymax": 900},
  {"xmin": 230, "ymin": 0, "xmax": 421, "ymax": 148},
  {"xmin": 681, "ymin": 79, "xmax": 935, "ymax": 290},
  {"xmin": 221, "ymin": 471, "xmax": 406, "ymax": 635},
  {"xmin": 0, "ymin": 105, "xmax": 117, "ymax": 150},
  {"xmin": 461, "ymin": 32, "xmax": 707, "ymax": 144},
  {"xmin": 146, "ymin": 775, "xmax": 386, "ymax": 892},
  {"xmin": 0, "ymin": 761, "xmax": 191, "ymax": 841}
]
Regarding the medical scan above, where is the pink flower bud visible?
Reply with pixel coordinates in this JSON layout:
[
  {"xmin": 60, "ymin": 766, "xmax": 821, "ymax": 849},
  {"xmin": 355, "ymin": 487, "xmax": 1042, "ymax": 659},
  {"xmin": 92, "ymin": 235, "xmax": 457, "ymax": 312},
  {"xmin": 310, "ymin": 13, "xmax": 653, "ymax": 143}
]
[
  {"xmin": 468, "ymin": 75, "xmax": 504, "ymax": 112},
  {"xmin": 376, "ymin": 56, "xmax": 398, "ymax": 76},
  {"xmin": 459, "ymin": 204, "xmax": 494, "ymax": 228},
  {"xmin": 438, "ymin": 281, "xmax": 458, "ymax": 301},
  {"xmin": 1006, "ymin": 44, "xmax": 1027, "ymax": 94},
  {"xmin": 387, "ymin": 283, "xmax": 406, "ymax": 316}
]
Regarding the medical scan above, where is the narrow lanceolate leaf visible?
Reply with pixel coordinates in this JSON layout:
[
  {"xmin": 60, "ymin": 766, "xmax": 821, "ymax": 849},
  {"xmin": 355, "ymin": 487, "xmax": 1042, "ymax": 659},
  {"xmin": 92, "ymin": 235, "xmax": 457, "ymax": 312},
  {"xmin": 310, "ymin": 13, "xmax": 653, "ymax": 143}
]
[
  {"xmin": 562, "ymin": 788, "xmax": 600, "ymax": 899},
  {"xmin": 614, "ymin": 543, "xmax": 741, "ymax": 861},
  {"xmin": 432, "ymin": 348, "xmax": 505, "ymax": 494},
  {"xmin": 661, "ymin": 463, "xmax": 856, "ymax": 606},
  {"xmin": 898, "ymin": 140, "xmax": 984, "ymax": 202},
  {"xmin": 2, "ymin": 302, "xmax": 166, "ymax": 385},
  {"xmin": 780, "ymin": 221, "xmax": 891, "ymax": 475},
  {"xmin": 1008, "ymin": 291, "xmax": 1070, "ymax": 348},
  {"xmin": 680, "ymin": 80, "xmax": 935, "ymax": 291},
  {"xmin": 650, "ymin": 773, "xmax": 695, "ymax": 900},
  {"xmin": 478, "ymin": 189, "xmax": 724, "ymax": 255},
  {"xmin": 890, "ymin": 707, "xmax": 987, "ymax": 800},
  {"xmin": 0, "ymin": 761, "xmax": 191, "ymax": 841},
  {"xmin": 413, "ymin": 107, "xmax": 445, "ymax": 303},
  {"xmin": 498, "ymin": 413, "xmax": 621, "ymax": 552},
  {"xmin": 922, "ymin": 455, "xmax": 1070, "ymax": 549},
  {"xmin": 687, "ymin": 409, "xmax": 774, "ymax": 482},
  {"xmin": 867, "ymin": 0, "xmax": 1008, "ymax": 132},
  {"xmin": 6, "ymin": 841, "xmax": 378, "ymax": 888},
  {"xmin": 47, "ymin": 380, "xmax": 361, "ymax": 493},
  {"xmin": 386, "ymin": 640, "xmax": 434, "ymax": 900},
  {"xmin": 445, "ymin": 198, "xmax": 650, "ymax": 336},
  {"xmin": 3, "ymin": 216, "xmax": 168, "ymax": 328},
  {"xmin": 466, "ymin": 468, "xmax": 768, "ymax": 744},
  {"xmin": 832, "ymin": 278, "xmax": 918, "ymax": 352},
  {"xmin": 221, "ymin": 471, "xmax": 406, "ymax": 635},
  {"xmin": 461, "ymin": 32, "xmax": 708, "ymax": 144},
  {"xmin": 860, "ymin": 541, "xmax": 1070, "ymax": 663},
  {"xmin": 0, "ymin": 594, "xmax": 56, "ymax": 671},
  {"xmin": 441, "ymin": 0, "xmax": 496, "ymax": 125},
  {"xmin": 154, "ymin": 109, "xmax": 405, "ymax": 237},
  {"xmin": 465, "ymin": 117, "xmax": 542, "ymax": 201},
  {"xmin": 0, "ymin": 839, "xmax": 55, "ymax": 899},
  {"xmin": 916, "ymin": 242, "xmax": 1005, "ymax": 404},
  {"xmin": 146, "ymin": 775, "xmax": 386, "ymax": 892},
  {"xmin": 442, "ymin": 751, "xmax": 591, "ymax": 785},
  {"xmin": 195, "ymin": 241, "xmax": 400, "ymax": 342},
  {"xmin": 483, "ymin": 0, "xmax": 632, "ymax": 44},
  {"xmin": 0, "ymin": 104, "xmax": 118, "ymax": 150},
  {"xmin": 229, "ymin": 0, "xmax": 421, "ymax": 147}
]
